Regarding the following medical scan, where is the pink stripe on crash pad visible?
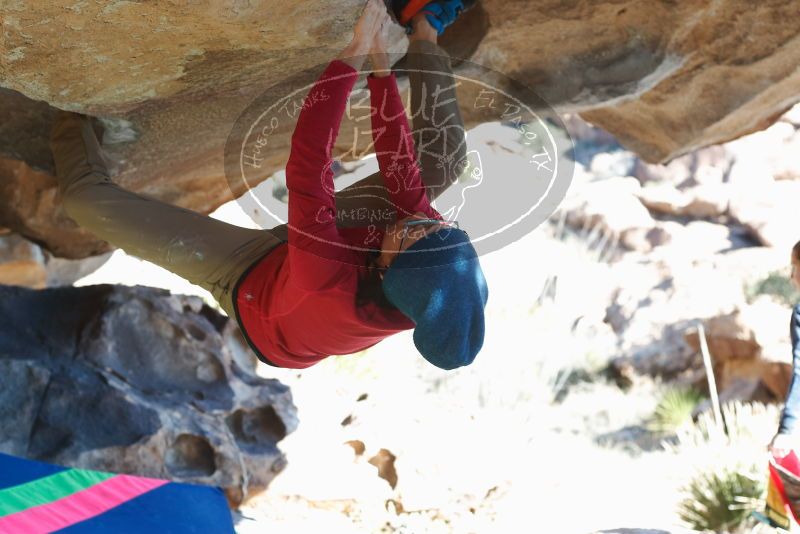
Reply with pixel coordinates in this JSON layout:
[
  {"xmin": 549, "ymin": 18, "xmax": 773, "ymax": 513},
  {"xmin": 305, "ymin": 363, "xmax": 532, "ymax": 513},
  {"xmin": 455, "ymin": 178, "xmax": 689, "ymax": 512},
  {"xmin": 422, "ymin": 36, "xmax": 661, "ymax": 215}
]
[{"xmin": 0, "ymin": 474, "xmax": 168, "ymax": 533}]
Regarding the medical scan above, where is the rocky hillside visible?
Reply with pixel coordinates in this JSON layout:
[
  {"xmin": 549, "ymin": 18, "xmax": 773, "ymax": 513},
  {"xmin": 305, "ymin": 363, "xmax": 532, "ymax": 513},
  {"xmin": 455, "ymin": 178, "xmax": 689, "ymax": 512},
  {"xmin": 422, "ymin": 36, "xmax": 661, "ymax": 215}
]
[
  {"xmin": 2, "ymin": 0, "xmax": 799, "ymax": 257},
  {"xmin": 560, "ymin": 106, "xmax": 800, "ymax": 409}
]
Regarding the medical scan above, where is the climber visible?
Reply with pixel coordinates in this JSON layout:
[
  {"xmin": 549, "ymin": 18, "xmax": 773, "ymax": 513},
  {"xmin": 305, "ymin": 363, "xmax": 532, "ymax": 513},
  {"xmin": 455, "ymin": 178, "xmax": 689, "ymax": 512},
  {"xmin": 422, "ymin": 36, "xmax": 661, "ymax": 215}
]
[
  {"xmin": 763, "ymin": 239, "xmax": 800, "ymax": 527},
  {"xmin": 50, "ymin": 0, "xmax": 488, "ymax": 371}
]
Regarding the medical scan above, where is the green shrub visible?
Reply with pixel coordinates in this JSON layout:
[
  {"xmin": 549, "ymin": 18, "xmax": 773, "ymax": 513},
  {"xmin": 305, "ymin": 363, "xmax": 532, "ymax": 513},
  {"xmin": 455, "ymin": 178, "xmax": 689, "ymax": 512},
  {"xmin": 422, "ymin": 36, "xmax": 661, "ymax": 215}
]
[
  {"xmin": 677, "ymin": 466, "xmax": 764, "ymax": 533},
  {"xmin": 647, "ymin": 387, "xmax": 704, "ymax": 434},
  {"xmin": 747, "ymin": 270, "xmax": 800, "ymax": 307},
  {"xmin": 667, "ymin": 401, "xmax": 781, "ymax": 533}
]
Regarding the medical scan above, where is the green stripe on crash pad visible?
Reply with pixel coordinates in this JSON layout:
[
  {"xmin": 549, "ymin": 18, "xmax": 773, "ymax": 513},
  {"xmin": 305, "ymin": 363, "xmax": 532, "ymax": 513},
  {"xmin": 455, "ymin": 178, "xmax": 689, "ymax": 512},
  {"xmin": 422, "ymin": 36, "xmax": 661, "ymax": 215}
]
[{"xmin": 0, "ymin": 469, "xmax": 115, "ymax": 517}]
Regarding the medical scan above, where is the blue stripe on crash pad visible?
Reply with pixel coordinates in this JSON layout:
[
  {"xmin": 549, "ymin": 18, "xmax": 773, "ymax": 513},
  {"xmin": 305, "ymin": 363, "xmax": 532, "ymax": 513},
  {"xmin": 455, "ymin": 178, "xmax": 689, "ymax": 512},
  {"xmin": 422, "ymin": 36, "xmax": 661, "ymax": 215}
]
[
  {"xmin": 0, "ymin": 453, "xmax": 68, "ymax": 490},
  {"xmin": 54, "ymin": 480, "xmax": 235, "ymax": 534}
]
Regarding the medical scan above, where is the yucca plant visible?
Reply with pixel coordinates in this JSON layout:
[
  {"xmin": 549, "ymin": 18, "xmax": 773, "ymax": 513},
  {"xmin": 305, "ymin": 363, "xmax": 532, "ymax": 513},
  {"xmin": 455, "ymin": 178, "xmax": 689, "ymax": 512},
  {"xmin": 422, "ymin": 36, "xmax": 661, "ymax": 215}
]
[
  {"xmin": 670, "ymin": 400, "xmax": 781, "ymax": 452},
  {"xmin": 677, "ymin": 466, "xmax": 764, "ymax": 533},
  {"xmin": 648, "ymin": 387, "xmax": 704, "ymax": 434},
  {"xmin": 667, "ymin": 401, "xmax": 781, "ymax": 533}
]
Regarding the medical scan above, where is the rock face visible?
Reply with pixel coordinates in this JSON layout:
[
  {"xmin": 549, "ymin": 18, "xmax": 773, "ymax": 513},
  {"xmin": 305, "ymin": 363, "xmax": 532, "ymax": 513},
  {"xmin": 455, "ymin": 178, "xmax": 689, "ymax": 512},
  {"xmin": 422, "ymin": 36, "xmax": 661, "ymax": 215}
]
[
  {"xmin": 0, "ymin": 283, "xmax": 297, "ymax": 506},
  {"xmin": 0, "ymin": 231, "xmax": 112, "ymax": 288},
  {"xmin": 1, "ymin": 0, "xmax": 799, "ymax": 257},
  {"xmin": 0, "ymin": 232, "xmax": 46, "ymax": 287},
  {"xmin": 0, "ymin": 154, "xmax": 111, "ymax": 259},
  {"xmin": 685, "ymin": 297, "xmax": 793, "ymax": 402},
  {"xmin": 561, "ymin": 176, "xmax": 657, "ymax": 253}
]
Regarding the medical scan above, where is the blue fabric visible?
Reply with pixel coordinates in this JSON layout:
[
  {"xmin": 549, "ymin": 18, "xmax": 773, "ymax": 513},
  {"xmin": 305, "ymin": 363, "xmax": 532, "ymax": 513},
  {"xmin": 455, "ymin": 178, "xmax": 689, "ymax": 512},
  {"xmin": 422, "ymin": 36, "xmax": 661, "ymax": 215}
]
[
  {"xmin": 382, "ymin": 228, "xmax": 488, "ymax": 370},
  {"xmin": 421, "ymin": 0, "xmax": 465, "ymax": 35},
  {"xmin": 0, "ymin": 453, "xmax": 234, "ymax": 534},
  {"xmin": 779, "ymin": 304, "xmax": 800, "ymax": 434},
  {"xmin": 55, "ymin": 482, "xmax": 235, "ymax": 534},
  {"xmin": 0, "ymin": 453, "xmax": 67, "ymax": 489}
]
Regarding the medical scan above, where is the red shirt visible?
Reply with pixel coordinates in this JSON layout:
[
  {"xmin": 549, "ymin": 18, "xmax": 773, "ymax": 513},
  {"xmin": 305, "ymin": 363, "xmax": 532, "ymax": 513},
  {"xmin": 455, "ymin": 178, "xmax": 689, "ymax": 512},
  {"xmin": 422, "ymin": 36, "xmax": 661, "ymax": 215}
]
[{"xmin": 234, "ymin": 59, "xmax": 441, "ymax": 369}]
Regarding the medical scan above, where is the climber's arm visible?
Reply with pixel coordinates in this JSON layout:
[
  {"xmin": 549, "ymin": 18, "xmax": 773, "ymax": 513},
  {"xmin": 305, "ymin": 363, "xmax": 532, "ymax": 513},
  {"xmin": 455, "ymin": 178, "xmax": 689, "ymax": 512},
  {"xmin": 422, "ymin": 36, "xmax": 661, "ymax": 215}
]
[
  {"xmin": 285, "ymin": 4, "xmax": 387, "ymax": 290},
  {"xmin": 285, "ymin": 54, "xmax": 363, "ymax": 291},
  {"xmin": 778, "ymin": 305, "xmax": 800, "ymax": 435}
]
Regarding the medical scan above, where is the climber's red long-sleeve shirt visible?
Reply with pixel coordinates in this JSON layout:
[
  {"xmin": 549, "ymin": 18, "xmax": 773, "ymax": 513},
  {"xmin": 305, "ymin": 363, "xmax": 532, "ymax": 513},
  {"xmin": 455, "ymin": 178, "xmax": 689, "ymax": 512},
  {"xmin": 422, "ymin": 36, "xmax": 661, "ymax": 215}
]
[{"xmin": 234, "ymin": 59, "xmax": 441, "ymax": 369}]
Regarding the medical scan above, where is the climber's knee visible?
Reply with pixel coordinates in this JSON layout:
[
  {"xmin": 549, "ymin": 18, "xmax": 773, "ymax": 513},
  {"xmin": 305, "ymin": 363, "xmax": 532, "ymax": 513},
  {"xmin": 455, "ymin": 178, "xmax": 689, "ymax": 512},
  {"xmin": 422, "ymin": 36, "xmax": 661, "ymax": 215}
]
[
  {"xmin": 437, "ymin": 126, "xmax": 469, "ymax": 187},
  {"xmin": 448, "ymin": 130, "xmax": 469, "ymax": 179}
]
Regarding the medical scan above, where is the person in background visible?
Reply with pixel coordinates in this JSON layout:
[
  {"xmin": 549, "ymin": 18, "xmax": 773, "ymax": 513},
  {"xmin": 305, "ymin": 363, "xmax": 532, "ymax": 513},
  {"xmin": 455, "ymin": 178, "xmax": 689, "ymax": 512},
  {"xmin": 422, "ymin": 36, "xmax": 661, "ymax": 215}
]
[{"xmin": 768, "ymin": 239, "xmax": 800, "ymax": 456}]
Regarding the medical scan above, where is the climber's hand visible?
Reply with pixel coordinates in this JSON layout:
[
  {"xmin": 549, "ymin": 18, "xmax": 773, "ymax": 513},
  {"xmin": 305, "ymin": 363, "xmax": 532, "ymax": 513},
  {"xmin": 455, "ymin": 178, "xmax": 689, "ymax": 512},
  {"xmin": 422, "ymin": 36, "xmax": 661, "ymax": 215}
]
[
  {"xmin": 768, "ymin": 432, "xmax": 795, "ymax": 458},
  {"xmin": 339, "ymin": 0, "xmax": 387, "ymax": 70},
  {"xmin": 368, "ymin": 14, "xmax": 392, "ymax": 75},
  {"xmin": 353, "ymin": 0, "xmax": 387, "ymax": 45},
  {"xmin": 369, "ymin": 8, "xmax": 392, "ymax": 55}
]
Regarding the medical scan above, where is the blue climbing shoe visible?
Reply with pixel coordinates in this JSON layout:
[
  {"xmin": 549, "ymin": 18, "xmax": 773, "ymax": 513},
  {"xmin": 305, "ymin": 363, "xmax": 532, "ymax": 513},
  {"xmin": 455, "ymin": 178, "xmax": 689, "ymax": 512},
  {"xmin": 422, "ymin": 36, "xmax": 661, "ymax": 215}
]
[{"xmin": 420, "ymin": 0, "xmax": 476, "ymax": 35}]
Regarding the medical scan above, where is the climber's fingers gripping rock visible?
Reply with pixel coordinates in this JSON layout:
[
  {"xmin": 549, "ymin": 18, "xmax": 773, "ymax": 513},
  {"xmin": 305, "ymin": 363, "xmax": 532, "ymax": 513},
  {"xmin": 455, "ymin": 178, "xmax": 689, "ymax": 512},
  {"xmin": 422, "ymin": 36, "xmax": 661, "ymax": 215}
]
[
  {"xmin": 354, "ymin": 0, "xmax": 391, "ymax": 44},
  {"xmin": 369, "ymin": 7, "xmax": 393, "ymax": 56}
]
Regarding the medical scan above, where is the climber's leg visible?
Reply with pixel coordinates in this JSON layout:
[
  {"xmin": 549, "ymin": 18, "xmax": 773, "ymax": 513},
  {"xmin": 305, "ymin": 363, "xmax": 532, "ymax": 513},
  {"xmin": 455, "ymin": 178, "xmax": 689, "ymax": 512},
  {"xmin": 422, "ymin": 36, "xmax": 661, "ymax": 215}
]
[
  {"xmin": 333, "ymin": 13, "xmax": 468, "ymax": 225},
  {"xmin": 50, "ymin": 111, "xmax": 285, "ymax": 316},
  {"xmin": 405, "ymin": 14, "xmax": 469, "ymax": 202}
]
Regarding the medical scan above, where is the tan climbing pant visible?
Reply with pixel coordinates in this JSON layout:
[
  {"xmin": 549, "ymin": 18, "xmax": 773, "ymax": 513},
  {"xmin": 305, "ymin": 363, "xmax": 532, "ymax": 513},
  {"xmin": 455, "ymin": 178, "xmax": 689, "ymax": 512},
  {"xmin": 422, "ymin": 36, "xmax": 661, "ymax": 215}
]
[{"xmin": 50, "ymin": 39, "xmax": 468, "ymax": 319}]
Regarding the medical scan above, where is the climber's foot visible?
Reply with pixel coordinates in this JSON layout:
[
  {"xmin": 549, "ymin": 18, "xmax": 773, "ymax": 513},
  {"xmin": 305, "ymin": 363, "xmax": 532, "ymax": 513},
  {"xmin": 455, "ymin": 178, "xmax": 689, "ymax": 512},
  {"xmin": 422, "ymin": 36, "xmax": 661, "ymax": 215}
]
[
  {"xmin": 420, "ymin": 0, "xmax": 478, "ymax": 35},
  {"xmin": 50, "ymin": 111, "xmax": 112, "ymax": 191},
  {"xmin": 394, "ymin": 0, "xmax": 476, "ymax": 36}
]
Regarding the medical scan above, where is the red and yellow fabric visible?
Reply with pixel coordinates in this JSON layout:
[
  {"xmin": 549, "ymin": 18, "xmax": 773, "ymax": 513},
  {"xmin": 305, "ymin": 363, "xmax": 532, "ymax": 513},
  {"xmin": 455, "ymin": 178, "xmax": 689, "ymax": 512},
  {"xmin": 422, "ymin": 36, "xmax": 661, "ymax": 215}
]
[{"xmin": 766, "ymin": 450, "xmax": 800, "ymax": 530}]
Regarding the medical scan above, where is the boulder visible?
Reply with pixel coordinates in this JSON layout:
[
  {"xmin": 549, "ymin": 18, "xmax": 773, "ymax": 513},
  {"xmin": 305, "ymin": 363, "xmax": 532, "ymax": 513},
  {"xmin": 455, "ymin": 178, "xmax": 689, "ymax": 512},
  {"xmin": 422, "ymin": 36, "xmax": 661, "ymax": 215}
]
[
  {"xmin": 44, "ymin": 249, "xmax": 114, "ymax": 287},
  {"xmin": 0, "ymin": 156, "xmax": 109, "ymax": 259},
  {"xmin": 691, "ymin": 376, "xmax": 765, "ymax": 417},
  {"xmin": 0, "ymin": 231, "xmax": 111, "ymax": 288},
  {"xmin": 0, "ymin": 232, "xmax": 46, "ymax": 287},
  {"xmin": 2, "ymin": 0, "xmax": 800, "ymax": 257},
  {"xmin": 685, "ymin": 309, "xmax": 762, "ymax": 363},
  {"xmin": 606, "ymin": 256, "xmax": 748, "ymax": 378},
  {"xmin": 711, "ymin": 246, "xmax": 790, "ymax": 288},
  {"xmin": 643, "ymin": 185, "xmax": 729, "ymax": 219},
  {"xmin": 646, "ymin": 221, "xmax": 734, "ymax": 259},
  {"xmin": 562, "ymin": 176, "xmax": 656, "ymax": 251},
  {"xmin": 726, "ymin": 121, "xmax": 800, "ymax": 183},
  {"xmin": 635, "ymin": 183, "xmax": 686, "ymax": 215},
  {"xmin": 633, "ymin": 145, "xmax": 732, "ymax": 187},
  {"xmin": 728, "ymin": 180, "xmax": 800, "ymax": 250},
  {"xmin": 589, "ymin": 151, "xmax": 638, "ymax": 180},
  {"xmin": 679, "ymin": 184, "xmax": 730, "ymax": 219},
  {"xmin": 0, "ymin": 283, "xmax": 297, "ymax": 506},
  {"xmin": 561, "ymin": 113, "xmax": 620, "ymax": 148},
  {"xmin": 685, "ymin": 297, "xmax": 793, "ymax": 399}
]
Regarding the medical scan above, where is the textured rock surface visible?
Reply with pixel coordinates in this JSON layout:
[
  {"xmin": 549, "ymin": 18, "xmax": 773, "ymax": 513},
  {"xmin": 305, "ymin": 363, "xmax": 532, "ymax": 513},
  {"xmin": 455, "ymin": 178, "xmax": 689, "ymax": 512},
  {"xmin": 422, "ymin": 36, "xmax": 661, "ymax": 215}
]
[
  {"xmin": 685, "ymin": 297, "xmax": 793, "ymax": 400},
  {"xmin": 0, "ymin": 232, "xmax": 46, "ymax": 287},
  {"xmin": 0, "ymin": 154, "xmax": 110, "ymax": 258},
  {"xmin": 0, "ymin": 283, "xmax": 297, "ymax": 506},
  {"xmin": 562, "ymin": 176, "xmax": 656, "ymax": 252},
  {"xmin": 601, "ymin": 243, "xmax": 791, "ymax": 382},
  {"xmin": 729, "ymin": 180, "xmax": 800, "ymax": 251},
  {"xmin": 0, "ymin": 231, "xmax": 111, "ymax": 287},
  {"xmin": 1, "ymin": 0, "xmax": 799, "ymax": 257}
]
